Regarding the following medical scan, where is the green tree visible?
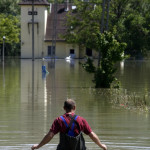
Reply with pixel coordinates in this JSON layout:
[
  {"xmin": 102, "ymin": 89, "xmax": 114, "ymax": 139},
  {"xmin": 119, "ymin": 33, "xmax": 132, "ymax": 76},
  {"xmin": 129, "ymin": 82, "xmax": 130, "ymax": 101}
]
[
  {"xmin": 0, "ymin": 14, "xmax": 20, "ymax": 56},
  {"xmin": 0, "ymin": 0, "xmax": 20, "ymax": 15},
  {"xmin": 82, "ymin": 32, "xmax": 126, "ymax": 88},
  {"xmin": 109, "ymin": 0, "xmax": 150, "ymax": 58},
  {"xmin": 64, "ymin": 0, "xmax": 126, "ymax": 88},
  {"xmin": 123, "ymin": 14, "xmax": 149, "ymax": 58},
  {"xmin": 0, "ymin": 0, "xmax": 20, "ymax": 56}
]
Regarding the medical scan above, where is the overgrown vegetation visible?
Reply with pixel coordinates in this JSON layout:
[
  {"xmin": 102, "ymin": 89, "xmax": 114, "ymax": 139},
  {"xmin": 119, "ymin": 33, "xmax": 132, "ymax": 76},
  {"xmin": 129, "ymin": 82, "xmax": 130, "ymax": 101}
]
[
  {"xmin": 89, "ymin": 88, "xmax": 150, "ymax": 112},
  {"xmin": 109, "ymin": 89, "xmax": 150, "ymax": 112}
]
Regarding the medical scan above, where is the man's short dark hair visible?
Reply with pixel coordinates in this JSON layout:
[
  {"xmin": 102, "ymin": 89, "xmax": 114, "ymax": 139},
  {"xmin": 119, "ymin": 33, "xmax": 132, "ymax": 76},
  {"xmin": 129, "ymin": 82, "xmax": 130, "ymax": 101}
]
[{"xmin": 64, "ymin": 99, "xmax": 76, "ymax": 112}]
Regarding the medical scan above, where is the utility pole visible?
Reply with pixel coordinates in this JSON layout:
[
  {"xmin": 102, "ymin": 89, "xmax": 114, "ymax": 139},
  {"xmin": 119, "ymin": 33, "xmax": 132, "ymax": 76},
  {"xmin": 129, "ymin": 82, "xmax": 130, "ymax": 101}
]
[
  {"xmin": 51, "ymin": 0, "xmax": 57, "ymax": 59},
  {"xmin": 32, "ymin": 0, "xmax": 35, "ymax": 61},
  {"xmin": 98, "ymin": 0, "xmax": 106, "ymax": 67}
]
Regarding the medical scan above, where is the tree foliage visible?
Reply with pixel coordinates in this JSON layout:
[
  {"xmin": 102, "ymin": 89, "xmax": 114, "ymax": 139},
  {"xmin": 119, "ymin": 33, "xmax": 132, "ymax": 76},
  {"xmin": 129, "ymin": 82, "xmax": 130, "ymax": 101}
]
[
  {"xmin": 0, "ymin": 0, "xmax": 20, "ymax": 56},
  {"xmin": 82, "ymin": 32, "xmax": 127, "ymax": 88},
  {"xmin": 64, "ymin": 0, "xmax": 127, "ymax": 88},
  {"xmin": 0, "ymin": 14, "xmax": 20, "ymax": 56},
  {"xmin": 0, "ymin": 0, "xmax": 20, "ymax": 15},
  {"xmin": 0, "ymin": 14, "xmax": 20, "ymax": 44},
  {"xmin": 109, "ymin": 0, "xmax": 150, "ymax": 58},
  {"xmin": 64, "ymin": 0, "xmax": 102, "ymax": 46}
]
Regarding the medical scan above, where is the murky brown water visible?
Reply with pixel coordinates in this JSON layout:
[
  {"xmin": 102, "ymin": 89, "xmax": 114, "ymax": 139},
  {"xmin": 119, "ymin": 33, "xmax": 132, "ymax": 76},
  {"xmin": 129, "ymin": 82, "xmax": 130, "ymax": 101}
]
[{"xmin": 0, "ymin": 59, "xmax": 150, "ymax": 150}]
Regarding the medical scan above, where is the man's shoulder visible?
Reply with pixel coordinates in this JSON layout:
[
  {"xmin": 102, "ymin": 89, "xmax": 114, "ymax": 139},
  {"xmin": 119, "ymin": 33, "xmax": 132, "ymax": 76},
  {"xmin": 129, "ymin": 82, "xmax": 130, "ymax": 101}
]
[
  {"xmin": 75, "ymin": 115, "xmax": 88, "ymax": 123},
  {"xmin": 53, "ymin": 116, "xmax": 63, "ymax": 123}
]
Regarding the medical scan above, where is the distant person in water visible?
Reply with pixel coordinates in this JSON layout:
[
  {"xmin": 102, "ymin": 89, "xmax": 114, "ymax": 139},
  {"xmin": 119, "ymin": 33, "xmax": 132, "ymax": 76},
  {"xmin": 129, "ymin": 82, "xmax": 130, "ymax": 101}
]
[{"xmin": 31, "ymin": 99, "xmax": 107, "ymax": 150}]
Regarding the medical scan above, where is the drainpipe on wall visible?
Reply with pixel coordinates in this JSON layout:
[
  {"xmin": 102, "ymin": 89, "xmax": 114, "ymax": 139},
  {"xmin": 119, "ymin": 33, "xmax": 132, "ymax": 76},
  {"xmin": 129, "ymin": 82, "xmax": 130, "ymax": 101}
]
[
  {"xmin": 50, "ymin": 3, "xmax": 52, "ymax": 13},
  {"xmin": 65, "ymin": 0, "xmax": 69, "ymax": 11}
]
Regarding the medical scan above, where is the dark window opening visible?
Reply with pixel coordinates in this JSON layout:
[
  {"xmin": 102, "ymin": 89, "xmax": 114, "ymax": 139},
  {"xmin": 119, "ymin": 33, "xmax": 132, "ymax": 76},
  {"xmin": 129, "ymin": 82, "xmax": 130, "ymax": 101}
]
[
  {"xmin": 86, "ymin": 48, "xmax": 92, "ymax": 56},
  {"xmin": 70, "ymin": 49, "xmax": 75, "ymax": 54},
  {"xmin": 70, "ymin": 49, "xmax": 75, "ymax": 58},
  {"xmin": 57, "ymin": 8, "xmax": 65, "ymax": 14},
  {"xmin": 48, "ymin": 46, "xmax": 55, "ymax": 56}
]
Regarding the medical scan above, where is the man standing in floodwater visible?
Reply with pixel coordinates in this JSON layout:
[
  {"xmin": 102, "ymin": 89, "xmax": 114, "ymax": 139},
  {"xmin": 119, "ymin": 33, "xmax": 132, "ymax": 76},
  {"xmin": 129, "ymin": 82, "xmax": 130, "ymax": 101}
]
[{"xmin": 31, "ymin": 99, "xmax": 107, "ymax": 150}]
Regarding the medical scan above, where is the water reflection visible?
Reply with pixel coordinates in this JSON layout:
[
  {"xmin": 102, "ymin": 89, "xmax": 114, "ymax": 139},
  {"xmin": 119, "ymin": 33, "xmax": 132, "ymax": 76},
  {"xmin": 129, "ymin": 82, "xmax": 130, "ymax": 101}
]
[
  {"xmin": 32, "ymin": 61, "xmax": 34, "ymax": 108},
  {"xmin": 117, "ymin": 60, "xmax": 150, "ymax": 92},
  {"xmin": 0, "ymin": 59, "xmax": 150, "ymax": 150},
  {"xmin": 47, "ymin": 59, "xmax": 55, "ymax": 68},
  {"xmin": 120, "ymin": 60, "xmax": 124, "ymax": 75},
  {"xmin": 2, "ymin": 61, "xmax": 5, "ymax": 87},
  {"xmin": 65, "ymin": 59, "xmax": 75, "ymax": 67}
]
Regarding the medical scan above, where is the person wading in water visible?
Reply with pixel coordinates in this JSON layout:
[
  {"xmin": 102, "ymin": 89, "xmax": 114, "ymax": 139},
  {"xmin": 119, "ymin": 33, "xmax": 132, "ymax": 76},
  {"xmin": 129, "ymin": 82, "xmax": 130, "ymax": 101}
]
[{"xmin": 31, "ymin": 99, "xmax": 107, "ymax": 150}]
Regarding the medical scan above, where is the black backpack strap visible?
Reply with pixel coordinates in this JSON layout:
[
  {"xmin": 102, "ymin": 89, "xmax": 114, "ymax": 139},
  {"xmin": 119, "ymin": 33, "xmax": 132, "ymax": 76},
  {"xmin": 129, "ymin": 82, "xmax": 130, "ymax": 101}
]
[
  {"xmin": 69, "ymin": 114, "xmax": 81, "ymax": 132},
  {"xmin": 68, "ymin": 115, "xmax": 76, "ymax": 128},
  {"xmin": 65, "ymin": 115, "xmax": 76, "ymax": 133}
]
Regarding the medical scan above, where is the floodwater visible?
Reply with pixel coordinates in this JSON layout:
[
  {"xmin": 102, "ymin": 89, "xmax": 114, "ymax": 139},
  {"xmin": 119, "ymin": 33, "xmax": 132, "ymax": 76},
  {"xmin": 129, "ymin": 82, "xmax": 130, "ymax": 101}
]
[{"xmin": 0, "ymin": 59, "xmax": 150, "ymax": 150}]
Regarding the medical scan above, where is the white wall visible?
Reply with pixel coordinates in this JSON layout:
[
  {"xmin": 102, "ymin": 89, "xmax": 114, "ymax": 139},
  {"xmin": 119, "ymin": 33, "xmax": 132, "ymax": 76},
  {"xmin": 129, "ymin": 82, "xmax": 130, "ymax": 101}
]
[
  {"xmin": 20, "ymin": 5, "xmax": 48, "ymax": 58},
  {"xmin": 44, "ymin": 42, "xmax": 80, "ymax": 59}
]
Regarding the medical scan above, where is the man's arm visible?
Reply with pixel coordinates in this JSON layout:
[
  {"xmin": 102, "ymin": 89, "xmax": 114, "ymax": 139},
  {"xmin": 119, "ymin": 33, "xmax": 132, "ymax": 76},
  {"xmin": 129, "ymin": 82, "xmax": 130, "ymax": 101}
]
[
  {"xmin": 31, "ymin": 131, "xmax": 54, "ymax": 150},
  {"xmin": 88, "ymin": 132, "xmax": 107, "ymax": 150}
]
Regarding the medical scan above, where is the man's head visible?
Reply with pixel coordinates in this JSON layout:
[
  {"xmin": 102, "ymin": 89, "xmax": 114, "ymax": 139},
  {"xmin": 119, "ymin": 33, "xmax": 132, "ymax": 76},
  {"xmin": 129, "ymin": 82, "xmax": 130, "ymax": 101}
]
[{"xmin": 64, "ymin": 99, "xmax": 76, "ymax": 113}]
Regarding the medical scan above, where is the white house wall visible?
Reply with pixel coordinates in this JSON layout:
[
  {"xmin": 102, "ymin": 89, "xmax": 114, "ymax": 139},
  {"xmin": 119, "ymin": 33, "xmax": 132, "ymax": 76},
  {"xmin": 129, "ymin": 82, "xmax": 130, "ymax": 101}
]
[
  {"xmin": 44, "ymin": 42, "xmax": 79, "ymax": 59},
  {"xmin": 44, "ymin": 42, "xmax": 99, "ymax": 59},
  {"xmin": 21, "ymin": 5, "xmax": 48, "ymax": 58}
]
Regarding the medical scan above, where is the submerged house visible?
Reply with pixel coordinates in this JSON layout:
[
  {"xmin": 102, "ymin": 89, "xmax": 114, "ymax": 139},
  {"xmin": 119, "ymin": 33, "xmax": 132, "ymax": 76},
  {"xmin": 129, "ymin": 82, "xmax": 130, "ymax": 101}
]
[{"xmin": 19, "ymin": 0, "xmax": 98, "ymax": 59}]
